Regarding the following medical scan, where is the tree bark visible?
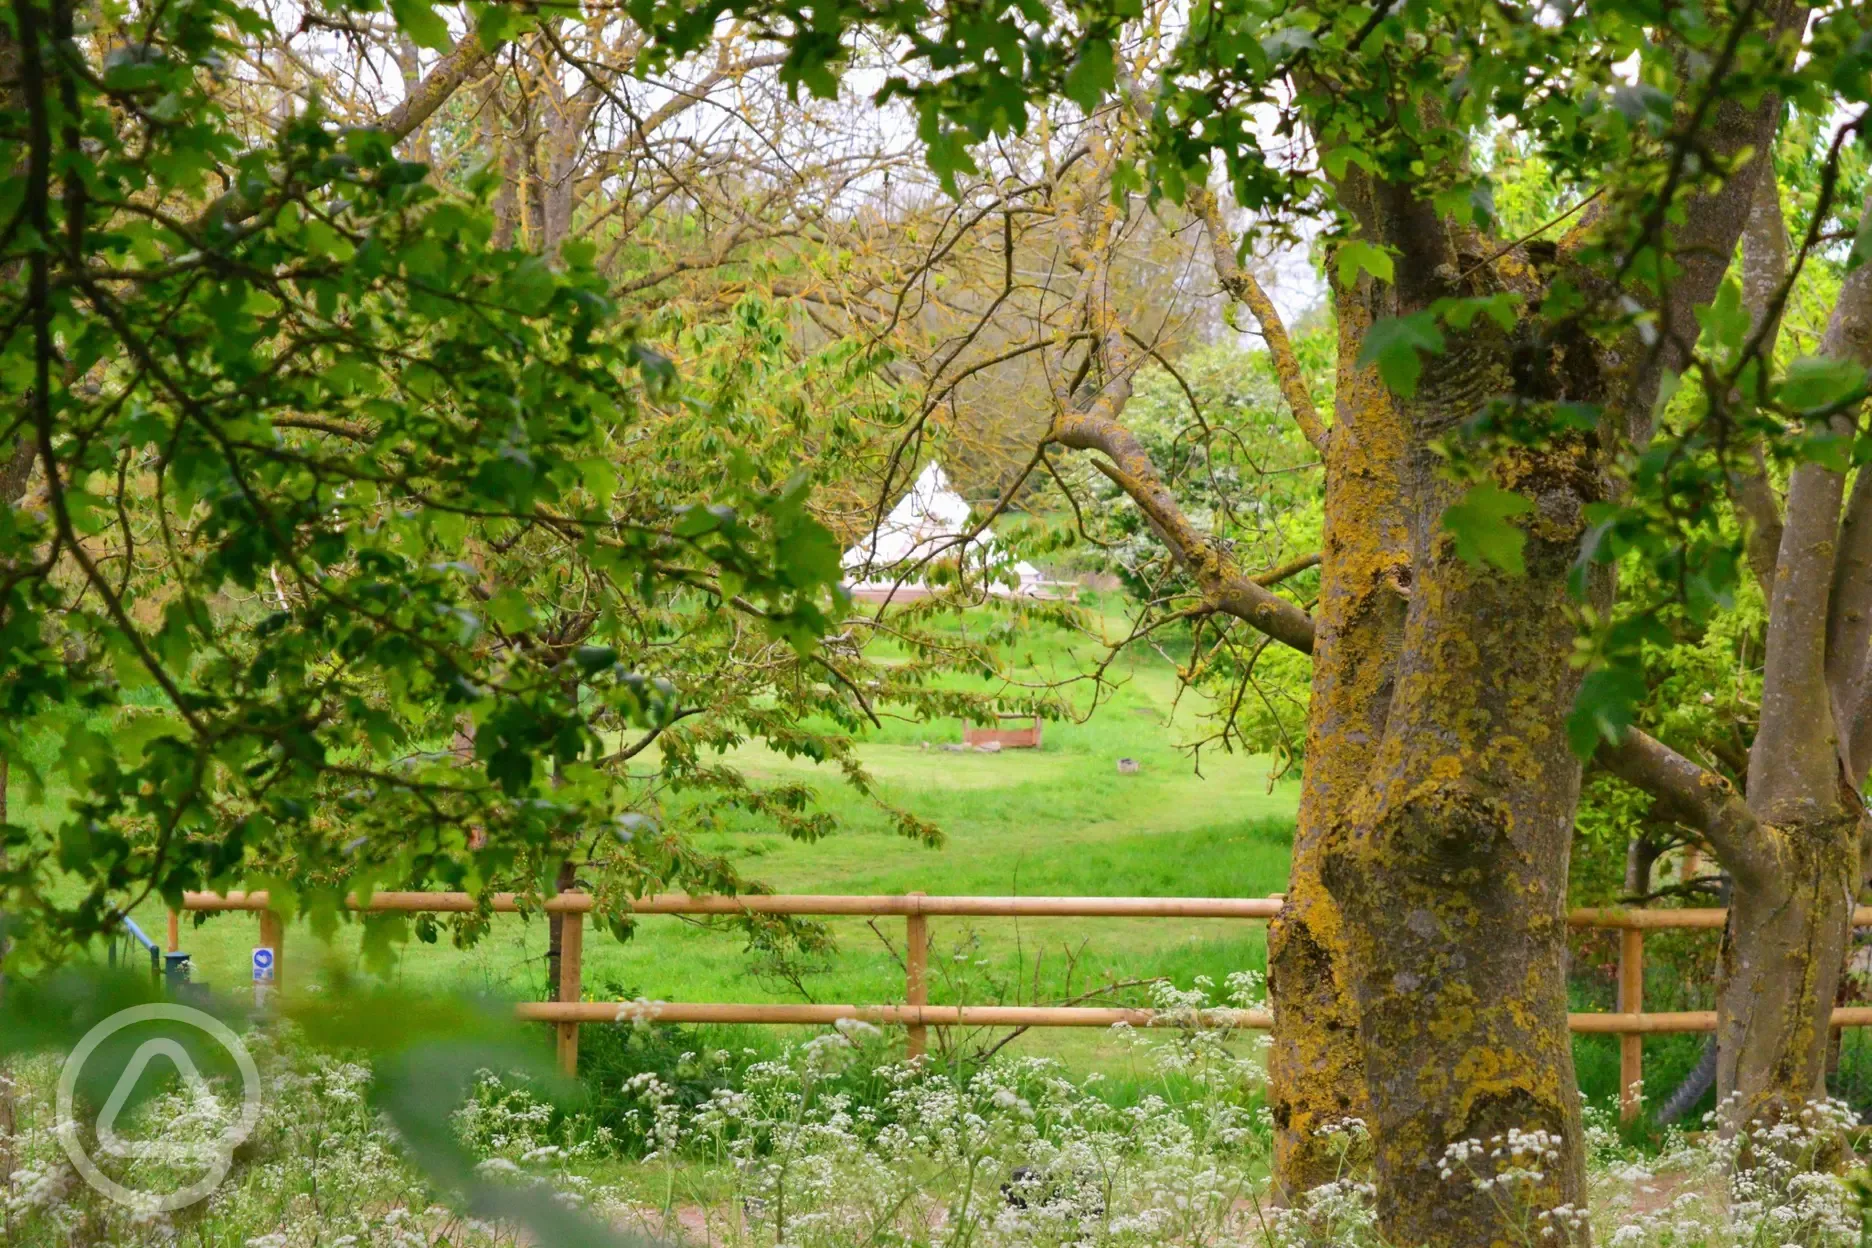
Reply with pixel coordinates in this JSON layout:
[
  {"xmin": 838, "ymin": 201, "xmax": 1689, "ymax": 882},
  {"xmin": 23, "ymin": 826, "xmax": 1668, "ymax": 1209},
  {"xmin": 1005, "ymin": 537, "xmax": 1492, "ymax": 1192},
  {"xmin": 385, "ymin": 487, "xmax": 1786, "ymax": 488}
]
[
  {"xmin": 1718, "ymin": 834, "xmax": 1857, "ymax": 1135},
  {"xmin": 1266, "ymin": 277, "xmax": 1408, "ymax": 1197},
  {"xmin": 1709, "ymin": 202, "xmax": 1872, "ymax": 1135},
  {"xmin": 1325, "ymin": 322, "xmax": 1604, "ymax": 1244}
]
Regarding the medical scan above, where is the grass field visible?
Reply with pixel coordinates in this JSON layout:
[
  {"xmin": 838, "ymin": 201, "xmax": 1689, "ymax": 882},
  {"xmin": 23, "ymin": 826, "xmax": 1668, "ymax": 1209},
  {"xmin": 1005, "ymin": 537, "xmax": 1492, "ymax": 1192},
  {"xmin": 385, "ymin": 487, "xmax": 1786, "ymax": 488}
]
[{"xmin": 19, "ymin": 605, "xmax": 1302, "ymax": 1076}]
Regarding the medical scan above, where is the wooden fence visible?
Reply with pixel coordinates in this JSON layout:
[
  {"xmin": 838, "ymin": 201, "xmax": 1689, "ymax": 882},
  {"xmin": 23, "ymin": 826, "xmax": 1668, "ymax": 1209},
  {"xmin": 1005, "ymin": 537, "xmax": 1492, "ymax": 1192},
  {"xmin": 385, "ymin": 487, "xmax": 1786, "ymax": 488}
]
[{"xmin": 172, "ymin": 891, "xmax": 1872, "ymax": 1123}]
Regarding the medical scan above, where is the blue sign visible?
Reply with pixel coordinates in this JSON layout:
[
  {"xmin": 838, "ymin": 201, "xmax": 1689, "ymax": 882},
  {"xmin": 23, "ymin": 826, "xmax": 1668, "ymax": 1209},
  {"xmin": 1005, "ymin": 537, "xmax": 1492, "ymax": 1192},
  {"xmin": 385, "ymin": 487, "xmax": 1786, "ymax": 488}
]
[{"xmin": 252, "ymin": 947, "xmax": 275, "ymax": 983}]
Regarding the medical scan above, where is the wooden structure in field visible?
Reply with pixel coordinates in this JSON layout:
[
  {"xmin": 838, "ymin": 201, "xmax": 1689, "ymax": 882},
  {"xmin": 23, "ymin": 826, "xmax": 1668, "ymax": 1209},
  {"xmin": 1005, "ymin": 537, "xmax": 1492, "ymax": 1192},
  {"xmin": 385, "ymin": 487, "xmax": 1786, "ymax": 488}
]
[{"xmin": 963, "ymin": 712, "xmax": 1044, "ymax": 749}]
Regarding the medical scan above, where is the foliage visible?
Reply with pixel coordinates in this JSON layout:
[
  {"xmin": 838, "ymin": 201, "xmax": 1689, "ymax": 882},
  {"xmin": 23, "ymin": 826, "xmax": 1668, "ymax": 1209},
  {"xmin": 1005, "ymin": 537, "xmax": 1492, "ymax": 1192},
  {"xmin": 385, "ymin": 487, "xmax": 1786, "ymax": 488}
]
[{"xmin": 0, "ymin": 0, "xmax": 1072, "ymax": 962}]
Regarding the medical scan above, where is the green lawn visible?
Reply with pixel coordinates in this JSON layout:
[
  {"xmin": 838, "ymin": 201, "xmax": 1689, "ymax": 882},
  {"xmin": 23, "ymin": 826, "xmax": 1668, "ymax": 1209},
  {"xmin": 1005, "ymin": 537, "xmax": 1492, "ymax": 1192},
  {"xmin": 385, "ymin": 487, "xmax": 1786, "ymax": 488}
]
[{"xmin": 23, "ymin": 611, "xmax": 1301, "ymax": 1074}]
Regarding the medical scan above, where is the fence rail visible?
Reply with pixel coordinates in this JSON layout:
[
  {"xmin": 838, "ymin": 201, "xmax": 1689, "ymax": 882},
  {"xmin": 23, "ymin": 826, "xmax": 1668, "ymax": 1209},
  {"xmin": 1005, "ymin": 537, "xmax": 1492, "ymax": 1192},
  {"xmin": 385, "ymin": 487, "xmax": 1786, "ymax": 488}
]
[
  {"xmin": 178, "ymin": 891, "xmax": 1289, "ymax": 918},
  {"xmin": 173, "ymin": 891, "xmax": 1872, "ymax": 1122}
]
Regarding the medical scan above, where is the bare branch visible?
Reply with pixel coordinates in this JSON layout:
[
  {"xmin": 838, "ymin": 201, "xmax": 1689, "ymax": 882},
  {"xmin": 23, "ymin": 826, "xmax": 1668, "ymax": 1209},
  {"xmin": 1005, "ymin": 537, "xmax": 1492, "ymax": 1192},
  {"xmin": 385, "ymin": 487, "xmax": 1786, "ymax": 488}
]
[
  {"xmin": 1598, "ymin": 729, "xmax": 1768, "ymax": 887},
  {"xmin": 1058, "ymin": 421, "xmax": 1317, "ymax": 654},
  {"xmin": 1045, "ymin": 116, "xmax": 1318, "ymax": 656},
  {"xmin": 376, "ymin": 31, "xmax": 493, "ymax": 142},
  {"xmin": 1255, "ymin": 552, "xmax": 1321, "ymax": 587},
  {"xmin": 1187, "ymin": 187, "xmax": 1330, "ymax": 455}
]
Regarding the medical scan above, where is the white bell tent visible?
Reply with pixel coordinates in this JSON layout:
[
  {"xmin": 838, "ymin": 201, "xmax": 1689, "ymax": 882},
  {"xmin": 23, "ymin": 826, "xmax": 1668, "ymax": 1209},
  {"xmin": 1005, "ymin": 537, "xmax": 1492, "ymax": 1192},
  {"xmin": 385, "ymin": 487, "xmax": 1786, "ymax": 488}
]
[{"xmin": 841, "ymin": 463, "xmax": 1048, "ymax": 602}]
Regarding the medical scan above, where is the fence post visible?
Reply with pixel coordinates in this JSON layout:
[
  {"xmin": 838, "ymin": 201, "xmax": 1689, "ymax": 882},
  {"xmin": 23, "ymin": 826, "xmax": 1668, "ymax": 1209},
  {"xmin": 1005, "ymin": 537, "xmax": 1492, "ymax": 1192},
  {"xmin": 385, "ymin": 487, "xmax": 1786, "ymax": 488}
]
[
  {"xmin": 1619, "ymin": 924, "xmax": 1644, "ymax": 1123},
  {"xmin": 166, "ymin": 909, "xmax": 179, "ymax": 953},
  {"xmin": 557, "ymin": 905, "xmax": 584, "ymax": 1077},
  {"xmin": 906, "ymin": 892, "xmax": 928, "ymax": 1061}
]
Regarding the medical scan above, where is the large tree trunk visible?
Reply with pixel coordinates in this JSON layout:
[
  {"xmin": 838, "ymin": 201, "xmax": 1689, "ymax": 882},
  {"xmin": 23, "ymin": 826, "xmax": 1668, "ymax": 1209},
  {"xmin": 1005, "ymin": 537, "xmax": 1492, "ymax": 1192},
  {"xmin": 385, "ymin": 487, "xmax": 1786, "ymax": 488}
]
[
  {"xmin": 1267, "ymin": 281, "xmax": 1408, "ymax": 1198},
  {"xmin": 1329, "ymin": 461, "xmax": 1595, "ymax": 1243},
  {"xmin": 1324, "ymin": 251, "xmax": 1605, "ymax": 1241},
  {"xmin": 1718, "ymin": 839, "xmax": 1857, "ymax": 1133}
]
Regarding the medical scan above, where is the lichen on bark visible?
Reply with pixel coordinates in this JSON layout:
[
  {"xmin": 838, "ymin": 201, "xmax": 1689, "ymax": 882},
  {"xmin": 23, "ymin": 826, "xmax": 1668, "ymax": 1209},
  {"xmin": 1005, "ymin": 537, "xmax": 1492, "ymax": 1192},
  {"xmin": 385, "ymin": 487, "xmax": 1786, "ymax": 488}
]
[{"xmin": 1267, "ymin": 279, "xmax": 1409, "ymax": 1198}]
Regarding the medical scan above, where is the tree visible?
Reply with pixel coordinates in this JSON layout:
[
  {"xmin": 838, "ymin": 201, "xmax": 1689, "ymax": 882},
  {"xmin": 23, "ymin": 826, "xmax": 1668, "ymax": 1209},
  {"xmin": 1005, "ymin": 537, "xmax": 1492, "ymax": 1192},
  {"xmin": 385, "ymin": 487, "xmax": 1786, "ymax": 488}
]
[
  {"xmin": 0, "ymin": 0, "xmax": 1061, "ymax": 968},
  {"xmin": 1013, "ymin": 6, "xmax": 1869, "ymax": 1243},
  {"xmin": 1596, "ymin": 166, "xmax": 1872, "ymax": 1137}
]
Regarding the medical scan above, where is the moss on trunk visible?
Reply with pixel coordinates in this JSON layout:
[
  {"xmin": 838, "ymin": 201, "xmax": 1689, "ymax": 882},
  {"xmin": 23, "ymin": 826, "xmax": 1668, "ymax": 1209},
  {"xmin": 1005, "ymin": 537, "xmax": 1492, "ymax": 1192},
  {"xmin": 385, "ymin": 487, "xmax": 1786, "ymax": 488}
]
[
  {"xmin": 1268, "ymin": 281, "xmax": 1409, "ymax": 1198},
  {"xmin": 1321, "ymin": 291, "xmax": 1608, "ymax": 1244}
]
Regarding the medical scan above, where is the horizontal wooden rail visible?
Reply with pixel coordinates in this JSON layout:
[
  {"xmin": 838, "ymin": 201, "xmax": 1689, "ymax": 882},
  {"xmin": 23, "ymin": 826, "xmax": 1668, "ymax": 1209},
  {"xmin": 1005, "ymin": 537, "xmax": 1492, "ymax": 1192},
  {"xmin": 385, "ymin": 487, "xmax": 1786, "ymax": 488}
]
[
  {"xmin": 1571, "ymin": 906, "xmax": 1872, "ymax": 929},
  {"xmin": 512, "ymin": 1003, "xmax": 1872, "ymax": 1033},
  {"xmin": 516, "ymin": 1002, "xmax": 1276, "ymax": 1028},
  {"xmin": 177, "ymin": 891, "xmax": 1872, "ymax": 927},
  {"xmin": 1570, "ymin": 908, "xmax": 1720, "ymax": 929},
  {"xmin": 180, "ymin": 891, "xmax": 1287, "ymax": 918}
]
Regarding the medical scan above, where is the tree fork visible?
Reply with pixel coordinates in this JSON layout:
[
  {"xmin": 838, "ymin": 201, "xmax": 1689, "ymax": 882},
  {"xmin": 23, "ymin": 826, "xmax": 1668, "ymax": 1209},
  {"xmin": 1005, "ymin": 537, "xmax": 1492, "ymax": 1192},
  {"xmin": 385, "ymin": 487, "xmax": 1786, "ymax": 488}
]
[{"xmin": 1717, "ymin": 824, "xmax": 1859, "ymax": 1140}]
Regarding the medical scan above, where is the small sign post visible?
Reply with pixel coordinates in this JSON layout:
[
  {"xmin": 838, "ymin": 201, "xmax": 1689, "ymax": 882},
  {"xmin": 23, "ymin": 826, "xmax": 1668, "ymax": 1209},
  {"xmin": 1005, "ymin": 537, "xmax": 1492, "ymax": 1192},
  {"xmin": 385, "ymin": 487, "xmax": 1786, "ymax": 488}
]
[{"xmin": 252, "ymin": 945, "xmax": 275, "ymax": 1007}]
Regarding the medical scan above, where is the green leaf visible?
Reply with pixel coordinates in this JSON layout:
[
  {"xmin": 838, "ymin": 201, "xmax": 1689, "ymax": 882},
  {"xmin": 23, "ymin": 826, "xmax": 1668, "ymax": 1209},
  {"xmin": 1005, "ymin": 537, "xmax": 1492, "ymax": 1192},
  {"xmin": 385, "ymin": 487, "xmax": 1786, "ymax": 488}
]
[
  {"xmin": 389, "ymin": 0, "xmax": 452, "ymax": 51},
  {"xmin": 1355, "ymin": 311, "xmax": 1445, "ymax": 397},
  {"xmin": 1336, "ymin": 240, "xmax": 1394, "ymax": 286},
  {"xmin": 1434, "ymin": 293, "xmax": 1520, "ymax": 331},
  {"xmin": 1441, "ymin": 482, "xmax": 1534, "ymax": 575},
  {"xmin": 484, "ymin": 588, "xmax": 537, "ymax": 633},
  {"xmin": 117, "ymin": 712, "xmax": 188, "ymax": 767},
  {"xmin": 1778, "ymin": 355, "xmax": 1868, "ymax": 415},
  {"xmin": 1321, "ymin": 146, "xmax": 1377, "ymax": 181},
  {"xmin": 1695, "ymin": 277, "xmax": 1748, "ymax": 359},
  {"xmin": 1064, "ymin": 37, "xmax": 1114, "ymax": 111},
  {"xmin": 1567, "ymin": 665, "xmax": 1648, "ymax": 759},
  {"xmin": 1852, "ymin": 209, "xmax": 1872, "ymax": 273},
  {"xmin": 572, "ymin": 644, "xmax": 619, "ymax": 674},
  {"xmin": 560, "ymin": 239, "xmax": 598, "ymax": 270},
  {"xmin": 1259, "ymin": 26, "xmax": 1317, "ymax": 58},
  {"xmin": 473, "ymin": 1, "xmax": 532, "ymax": 44}
]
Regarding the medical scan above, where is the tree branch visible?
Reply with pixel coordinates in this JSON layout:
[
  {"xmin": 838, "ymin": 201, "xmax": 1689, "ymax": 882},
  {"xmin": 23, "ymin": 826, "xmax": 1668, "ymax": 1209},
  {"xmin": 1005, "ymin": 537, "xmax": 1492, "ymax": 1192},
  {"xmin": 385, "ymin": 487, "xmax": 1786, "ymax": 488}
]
[
  {"xmin": 1742, "ymin": 164, "xmax": 1791, "ymax": 354},
  {"xmin": 192, "ymin": 30, "xmax": 493, "ymax": 236},
  {"xmin": 1732, "ymin": 445, "xmax": 1784, "ymax": 590},
  {"xmin": 1187, "ymin": 186, "xmax": 1330, "ymax": 455},
  {"xmin": 1821, "ymin": 184, "xmax": 1872, "ymax": 765},
  {"xmin": 1047, "ymin": 111, "xmax": 1318, "ymax": 658},
  {"xmin": 1598, "ymin": 728, "xmax": 1769, "ymax": 888},
  {"xmin": 1255, "ymin": 552, "xmax": 1321, "ymax": 586},
  {"xmin": 377, "ymin": 31, "xmax": 492, "ymax": 142},
  {"xmin": 1749, "ymin": 177, "xmax": 1868, "ymax": 813},
  {"xmin": 1730, "ymin": 171, "xmax": 1788, "ymax": 587},
  {"xmin": 1750, "ymin": 447, "xmax": 1846, "ymax": 820},
  {"xmin": 1058, "ymin": 423, "xmax": 1317, "ymax": 654},
  {"xmin": 1618, "ymin": 0, "xmax": 1808, "ymax": 438}
]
